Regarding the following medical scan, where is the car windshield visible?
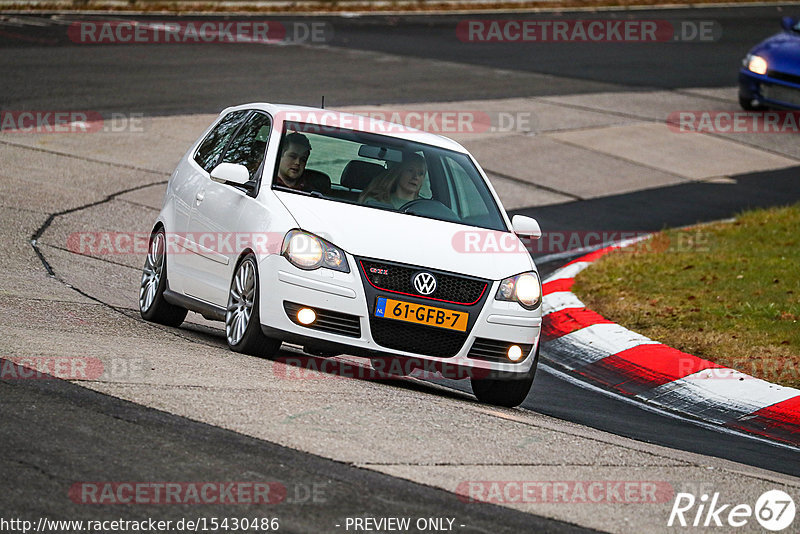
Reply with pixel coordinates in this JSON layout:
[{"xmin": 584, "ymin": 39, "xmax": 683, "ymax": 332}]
[{"xmin": 271, "ymin": 121, "xmax": 508, "ymax": 232}]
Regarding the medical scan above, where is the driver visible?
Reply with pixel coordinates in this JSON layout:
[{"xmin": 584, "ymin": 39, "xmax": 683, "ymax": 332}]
[
  {"xmin": 358, "ymin": 153, "xmax": 426, "ymax": 209},
  {"xmin": 274, "ymin": 132, "xmax": 313, "ymax": 190}
]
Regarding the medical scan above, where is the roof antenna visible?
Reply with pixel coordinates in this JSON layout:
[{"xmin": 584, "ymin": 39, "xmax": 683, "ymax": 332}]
[{"xmin": 321, "ymin": 95, "xmax": 325, "ymax": 109}]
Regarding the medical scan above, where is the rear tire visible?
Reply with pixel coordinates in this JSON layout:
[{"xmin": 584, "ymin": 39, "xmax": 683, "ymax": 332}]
[
  {"xmin": 139, "ymin": 228, "xmax": 187, "ymax": 327},
  {"xmin": 470, "ymin": 347, "xmax": 538, "ymax": 407},
  {"xmin": 225, "ymin": 254, "xmax": 281, "ymax": 358}
]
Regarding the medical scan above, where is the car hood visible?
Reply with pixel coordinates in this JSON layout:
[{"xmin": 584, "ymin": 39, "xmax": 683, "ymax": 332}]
[
  {"xmin": 751, "ymin": 31, "xmax": 800, "ymax": 74},
  {"xmin": 275, "ymin": 192, "xmax": 535, "ymax": 280}
]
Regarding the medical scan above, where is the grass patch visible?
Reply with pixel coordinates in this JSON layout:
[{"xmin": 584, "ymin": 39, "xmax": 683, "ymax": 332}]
[{"xmin": 572, "ymin": 204, "xmax": 800, "ymax": 389}]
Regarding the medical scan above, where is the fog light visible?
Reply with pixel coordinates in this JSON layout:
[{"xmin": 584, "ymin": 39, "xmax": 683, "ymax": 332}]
[
  {"xmin": 507, "ymin": 345, "xmax": 524, "ymax": 362},
  {"xmin": 297, "ymin": 308, "xmax": 316, "ymax": 325}
]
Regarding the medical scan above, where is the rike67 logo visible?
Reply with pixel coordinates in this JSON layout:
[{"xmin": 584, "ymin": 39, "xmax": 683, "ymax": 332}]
[{"xmin": 668, "ymin": 490, "xmax": 795, "ymax": 531}]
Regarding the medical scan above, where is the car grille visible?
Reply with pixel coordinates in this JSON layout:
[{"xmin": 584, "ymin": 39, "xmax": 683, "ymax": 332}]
[
  {"xmin": 762, "ymin": 83, "xmax": 800, "ymax": 107},
  {"xmin": 283, "ymin": 302, "xmax": 361, "ymax": 338},
  {"xmin": 368, "ymin": 317, "xmax": 467, "ymax": 358},
  {"xmin": 767, "ymin": 69, "xmax": 800, "ymax": 86},
  {"xmin": 358, "ymin": 258, "xmax": 488, "ymax": 305},
  {"xmin": 467, "ymin": 338, "xmax": 533, "ymax": 364}
]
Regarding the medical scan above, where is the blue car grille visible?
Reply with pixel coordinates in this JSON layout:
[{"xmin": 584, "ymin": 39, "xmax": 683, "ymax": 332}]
[
  {"xmin": 762, "ymin": 84, "xmax": 800, "ymax": 108},
  {"xmin": 767, "ymin": 69, "xmax": 800, "ymax": 86}
]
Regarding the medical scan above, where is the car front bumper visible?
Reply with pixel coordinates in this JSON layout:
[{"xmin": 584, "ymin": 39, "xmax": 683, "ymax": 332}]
[
  {"xmin": 258, "ymin": 253, "xmax": 541, "ymax": 375},
  {"xmin": 739, "ymin": 68, "xmax": 800, "ymax": 110}
]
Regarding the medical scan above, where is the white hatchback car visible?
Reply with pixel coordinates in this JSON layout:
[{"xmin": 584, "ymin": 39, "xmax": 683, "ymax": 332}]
[{"xmin": 139, "ymin": 103, "xmax": 543, "ymax": 407}]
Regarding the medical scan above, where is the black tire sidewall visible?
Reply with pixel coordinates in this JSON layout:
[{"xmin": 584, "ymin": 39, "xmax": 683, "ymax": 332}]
[{"xmin": 470, "ymin": 346, "xmax": 539, "ymax": 407}]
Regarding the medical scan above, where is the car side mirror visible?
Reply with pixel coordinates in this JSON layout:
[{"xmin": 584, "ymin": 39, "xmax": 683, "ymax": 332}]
[
  {"xmin": 781, "ymin": 16, "xmax": 798, "ymax": 32},
  {"xmin": 511, "ymin": 215, "xmax": 542, "ymax": 239},
  {"xmin": 210, "ymin": 163, "xmax": 251, "ymax": 186}
]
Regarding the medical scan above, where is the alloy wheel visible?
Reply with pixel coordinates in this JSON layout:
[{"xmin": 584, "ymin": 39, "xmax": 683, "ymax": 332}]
[{"xmin": 226, "ymin": 259, "xmax": 256, "ymax": 346}]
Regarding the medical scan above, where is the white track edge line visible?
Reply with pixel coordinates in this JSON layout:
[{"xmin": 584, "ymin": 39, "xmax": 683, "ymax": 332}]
[{"xmin": 538, "ymin": 361, "xmax": 800, "ymax": 453}]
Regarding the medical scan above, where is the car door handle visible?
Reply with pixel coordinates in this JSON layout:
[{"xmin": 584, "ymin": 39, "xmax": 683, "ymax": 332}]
[{"xmin": 195, "ymin": 190, "xmax": 205, "ymax": 203}]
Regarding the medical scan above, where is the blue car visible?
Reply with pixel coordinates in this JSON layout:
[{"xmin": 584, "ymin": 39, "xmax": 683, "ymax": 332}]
[{"xmin": 739, "ymin": 16, "xmax": 800, "ymax": 110}]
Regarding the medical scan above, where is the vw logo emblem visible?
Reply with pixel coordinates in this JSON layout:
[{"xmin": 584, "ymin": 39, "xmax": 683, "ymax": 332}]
[{"xmin": 413, "ymin": 272, "xmax": 437, "ymax": 295}]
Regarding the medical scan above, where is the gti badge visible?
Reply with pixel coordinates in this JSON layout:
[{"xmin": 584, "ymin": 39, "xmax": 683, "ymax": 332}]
[{"xmin": 413, "ymin": 272, "xmax": 437, "ymax": 295}]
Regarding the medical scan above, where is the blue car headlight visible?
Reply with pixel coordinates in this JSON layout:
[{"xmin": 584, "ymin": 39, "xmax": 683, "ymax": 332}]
[{"xmin": 744, "ymin": 54, "xmax": 768, "ymax": 75}]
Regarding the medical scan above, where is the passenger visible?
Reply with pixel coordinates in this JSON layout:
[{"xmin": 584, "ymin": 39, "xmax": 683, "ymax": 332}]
[
  {"xmin": 358, "ymin": 153, "xmax": 427, "ymax": 209},
  {"xmin": 274, "ymin": 132, "xmax": 314, "ymax": 191}
]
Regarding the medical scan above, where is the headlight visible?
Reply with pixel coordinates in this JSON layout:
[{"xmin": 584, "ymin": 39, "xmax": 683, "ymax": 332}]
[
  {"xmin": 281, "ymin": 230, "xmax": 349, "ymax": 273},
  {"xmin": 745, "ymin": 54, "xmax": 768, "ymax": 75},
  {"xmin": 495, "ymin": 272, "xmax": 542, "ymax": 310}
]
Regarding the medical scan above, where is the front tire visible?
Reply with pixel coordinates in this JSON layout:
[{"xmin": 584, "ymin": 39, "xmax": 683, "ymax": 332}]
[
  {"xmin": 226, "ymin": 254, "xmax": 281, "ymax": 358},
  {"xmin": 139, "ymin": 229, "xmax": 187, "ymax": 327},
  {"xmin": 739, "ymin": 95, "xmax": 765, "ymax": 111},
  {"xmin": 470, "ymin": 347, "xmax": 538, "ymax": 407}
]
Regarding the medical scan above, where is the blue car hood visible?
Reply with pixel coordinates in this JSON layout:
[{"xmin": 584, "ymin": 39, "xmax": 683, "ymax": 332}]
[{"xmin": 750, "ymin": 31, "xmax": 800, "ymax": 75}]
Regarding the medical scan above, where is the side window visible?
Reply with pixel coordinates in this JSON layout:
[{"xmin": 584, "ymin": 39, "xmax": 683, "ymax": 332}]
[
  {"xmin": 221, "ymin": 112, "xmax": 272, "ymax": 180},
  {"xmin": 443, "ymin": 156, "xmax": 490, "ymax": 220},
  {"xmin": 194, "ymin": 110, "xmax": 248, "ymax": 172}
]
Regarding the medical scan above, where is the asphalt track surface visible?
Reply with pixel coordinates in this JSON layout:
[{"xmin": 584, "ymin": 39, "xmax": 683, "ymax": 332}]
[
  {"xmin": 2, "ymin": 4, "xmax": 800, "ymax": 531},
  {"xmin": 1, "ymin": 361, "xmax": 589, "ymax": 532},
  {"xmin": 0, "ymin": 6, "xmax": 796, "ymax": 113}
]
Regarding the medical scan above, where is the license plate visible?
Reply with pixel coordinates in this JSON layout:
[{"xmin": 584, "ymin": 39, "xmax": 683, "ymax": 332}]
[{"xmin": 374, "ymin": 297, "xmax": 468, "ymax": 332}]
